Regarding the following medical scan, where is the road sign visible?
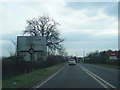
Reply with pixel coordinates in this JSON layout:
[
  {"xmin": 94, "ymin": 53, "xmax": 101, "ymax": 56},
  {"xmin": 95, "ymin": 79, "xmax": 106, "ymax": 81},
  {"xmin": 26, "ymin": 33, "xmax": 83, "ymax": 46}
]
[
  {"xmin": 17, "ymin": 36, "xmax": 47, "ymax": 61},
  {"xmin": 110, "ymin": 51, "xmax": 116, "ymax": 56},
  {"xmin": 109, "ymin": 51, "xmax": 117, "ymax": 60}
]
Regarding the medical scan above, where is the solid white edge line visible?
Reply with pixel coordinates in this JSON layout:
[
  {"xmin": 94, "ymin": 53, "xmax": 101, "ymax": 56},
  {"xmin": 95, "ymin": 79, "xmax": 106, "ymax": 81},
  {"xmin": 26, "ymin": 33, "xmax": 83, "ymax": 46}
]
[
  {"xmin": 80, "ymin": 66, "xmax": 107, "ymax": 88},
  {"xmin": 82, "ymin": 66, "xmax": 116, "ymax": 88},
  {"xmin": 79, "ymin": 65, "xmax": 116, "ymax": 88},
  {"xmin": 83, "ymin": 69, "xmax": 108, "ymax": 88},
  {"xmin": 35, "ymin": 65, "xmax": 65, "ymax": 88},
  {"xmin": 81, "ymin": 66, "xmax": 116, "ymax": 88}
]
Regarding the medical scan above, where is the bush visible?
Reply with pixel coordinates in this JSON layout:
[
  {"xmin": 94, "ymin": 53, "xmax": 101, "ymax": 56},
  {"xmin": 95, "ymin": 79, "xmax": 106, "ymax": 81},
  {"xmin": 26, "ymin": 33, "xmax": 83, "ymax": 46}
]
[
  {"xmin": 2, "ymin": 56, "xmax": 28, "ymax": 79},
  {"xmin": 2, "ymin": 59, "xmax": 17, "ymax": 80},
  {"xmin": 45, "ymin": 55, "xmax": 65, "ymax": 67},
  {"xmin": 2, "ymin": 55, "xmax": 65, "ymax": 80},
  {"xmin": 106, "ymin": 59, "xmax": 118, "ymax": 65}
]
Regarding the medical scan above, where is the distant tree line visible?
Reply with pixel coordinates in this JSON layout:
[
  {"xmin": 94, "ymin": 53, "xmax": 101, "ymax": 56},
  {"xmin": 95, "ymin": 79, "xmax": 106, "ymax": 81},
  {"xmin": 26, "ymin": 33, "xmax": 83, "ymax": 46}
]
[{"xmin": 84, "ymin": 50, "xmax": 120, "ymax": 65}]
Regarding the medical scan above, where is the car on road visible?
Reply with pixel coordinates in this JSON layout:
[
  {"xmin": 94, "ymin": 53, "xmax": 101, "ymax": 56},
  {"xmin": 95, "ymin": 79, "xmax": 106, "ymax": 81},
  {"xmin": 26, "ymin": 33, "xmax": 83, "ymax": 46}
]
[{"xmin": 68, "ymin": 59, "xmax": 76, "ymax": 65}]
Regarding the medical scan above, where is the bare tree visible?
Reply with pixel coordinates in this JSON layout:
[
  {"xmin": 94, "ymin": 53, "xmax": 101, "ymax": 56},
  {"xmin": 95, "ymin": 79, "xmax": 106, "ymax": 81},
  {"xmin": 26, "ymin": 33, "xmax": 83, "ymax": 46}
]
[
  {"xmin": 23, "ymin": 15, "xmax": 64, "ymax": 55},
  {"xmin": 9, "ymin": 40, "xmax": 17, "ymax": 56},
  {"xmin": 58, "ymin": 45, "xmax": 68, "ymax": 56},
  {"xmin": 7, "ymin": 47, "xmax": 14, "ymax": 57}
]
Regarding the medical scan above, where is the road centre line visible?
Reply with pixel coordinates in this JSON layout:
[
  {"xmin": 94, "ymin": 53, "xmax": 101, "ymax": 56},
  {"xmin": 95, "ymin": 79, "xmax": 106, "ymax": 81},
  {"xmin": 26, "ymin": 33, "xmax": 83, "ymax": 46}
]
[
  {"xmin": 78, "ymin": 65, "xmax": 116, "ymax": 88},
  {"xmin": 34, "ymin": 65, "xmax": 65, "ymax": 88}
]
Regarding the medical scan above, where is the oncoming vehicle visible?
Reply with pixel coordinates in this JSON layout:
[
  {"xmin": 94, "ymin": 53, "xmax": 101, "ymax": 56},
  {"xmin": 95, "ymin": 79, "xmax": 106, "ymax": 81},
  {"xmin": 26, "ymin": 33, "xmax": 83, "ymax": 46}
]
[{"xmin": 68, "ymin": 59, "xmax": 76, "ymax": 65}]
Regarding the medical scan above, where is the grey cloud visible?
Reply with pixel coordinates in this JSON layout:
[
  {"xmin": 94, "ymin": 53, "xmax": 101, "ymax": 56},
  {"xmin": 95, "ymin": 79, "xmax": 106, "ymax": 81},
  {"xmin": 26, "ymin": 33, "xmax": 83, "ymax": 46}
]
[
  {"xmin": 66, "ymin": 2, "xmax": 118, "ymax": 18},
  {"xmin": 61, "ymin": 31, "xmax": 117, "ymax": 42}
]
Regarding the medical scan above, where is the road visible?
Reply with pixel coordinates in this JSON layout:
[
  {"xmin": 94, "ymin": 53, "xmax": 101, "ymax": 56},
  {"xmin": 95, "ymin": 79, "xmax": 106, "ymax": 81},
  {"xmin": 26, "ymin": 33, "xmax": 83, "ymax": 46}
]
[{"xmin": 34, "ymin": 63, "xmax": 119, "ymax": 89}]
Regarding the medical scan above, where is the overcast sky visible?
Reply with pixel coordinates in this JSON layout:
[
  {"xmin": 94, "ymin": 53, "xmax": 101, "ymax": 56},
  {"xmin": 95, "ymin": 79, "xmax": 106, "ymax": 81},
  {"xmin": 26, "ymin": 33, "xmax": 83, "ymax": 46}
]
[{"xmin": 0, "ymin": 0, "xmax": 118, "ymax": 57}]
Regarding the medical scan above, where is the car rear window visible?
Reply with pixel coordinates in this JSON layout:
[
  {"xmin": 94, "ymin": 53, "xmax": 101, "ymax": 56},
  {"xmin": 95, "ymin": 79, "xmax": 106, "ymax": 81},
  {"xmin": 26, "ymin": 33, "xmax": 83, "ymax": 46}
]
[{"xmin": 69, "ymin": 59, "xmax": 74, "ymax": 61}]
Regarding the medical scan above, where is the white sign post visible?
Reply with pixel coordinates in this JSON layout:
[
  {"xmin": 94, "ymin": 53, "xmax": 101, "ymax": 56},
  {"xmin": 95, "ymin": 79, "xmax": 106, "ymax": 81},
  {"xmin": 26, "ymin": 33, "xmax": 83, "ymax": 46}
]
[{"xmin": 17, "ymin": 36, "xmax": 47, "ymax": 61}]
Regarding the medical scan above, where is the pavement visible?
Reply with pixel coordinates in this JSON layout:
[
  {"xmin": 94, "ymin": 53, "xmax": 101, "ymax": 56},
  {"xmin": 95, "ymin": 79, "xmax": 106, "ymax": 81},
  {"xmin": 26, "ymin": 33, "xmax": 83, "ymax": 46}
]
[{"xmin": 33, "ymin": 63, "xmax": 119, "ymax": 89}]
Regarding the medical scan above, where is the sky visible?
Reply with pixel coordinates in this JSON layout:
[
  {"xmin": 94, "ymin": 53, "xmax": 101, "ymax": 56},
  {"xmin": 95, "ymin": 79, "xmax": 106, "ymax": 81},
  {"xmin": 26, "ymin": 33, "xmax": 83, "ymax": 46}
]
[{"xmin": 0, "ymin": 0, "xmax": 119, "ymax": 57}]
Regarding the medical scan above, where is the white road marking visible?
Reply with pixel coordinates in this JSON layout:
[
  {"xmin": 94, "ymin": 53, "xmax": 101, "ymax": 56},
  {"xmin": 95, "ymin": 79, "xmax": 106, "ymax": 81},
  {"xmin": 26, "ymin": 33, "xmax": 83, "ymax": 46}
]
[
  {"xmin": 80, "ymin": 66, "xmax": 107, "ymax": 88},
  {"xmin": 34, "ymin": 65, "xmax": 65, "ymax": 88},
  {"xmin": 78, "ymin": 65, "xmax": 116, "ymax": 88}
]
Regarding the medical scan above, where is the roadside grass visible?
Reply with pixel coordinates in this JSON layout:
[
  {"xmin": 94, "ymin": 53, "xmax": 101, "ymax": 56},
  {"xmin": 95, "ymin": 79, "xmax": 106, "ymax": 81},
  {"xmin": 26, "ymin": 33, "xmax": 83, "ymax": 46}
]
[
  {"xmin": 2, "ymin": 63, "xmax": 65, "ymax": 88},
  {"xmin": 93, "ymin": 64, "xmax": 119, "ymax": 69}
]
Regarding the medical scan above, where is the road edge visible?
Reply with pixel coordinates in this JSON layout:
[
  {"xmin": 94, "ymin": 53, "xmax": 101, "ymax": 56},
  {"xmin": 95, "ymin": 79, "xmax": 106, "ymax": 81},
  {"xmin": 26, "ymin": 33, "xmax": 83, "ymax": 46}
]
[{"xmin": 31, "ymin": 63, "xmax": 65, "ymax": 89}]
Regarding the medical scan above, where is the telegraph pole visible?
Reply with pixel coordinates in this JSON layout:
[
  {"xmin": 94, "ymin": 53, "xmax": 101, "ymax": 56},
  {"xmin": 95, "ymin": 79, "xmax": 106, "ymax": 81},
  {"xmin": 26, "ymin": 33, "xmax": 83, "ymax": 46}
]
[{"xmin": 83, "ymin": 51, "xmax": 85, "ymax": 63}]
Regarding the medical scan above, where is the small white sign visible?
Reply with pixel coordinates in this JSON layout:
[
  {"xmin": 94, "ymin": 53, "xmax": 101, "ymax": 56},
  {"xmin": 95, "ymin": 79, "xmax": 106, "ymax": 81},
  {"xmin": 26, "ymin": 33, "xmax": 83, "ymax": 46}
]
[
  {"xmin": 109, "ymin": 56, "xmax": 117, "ymax": 60},
  {"xmin": 109, "ymin": 51, "xmax": 117, "ymax": 60}
]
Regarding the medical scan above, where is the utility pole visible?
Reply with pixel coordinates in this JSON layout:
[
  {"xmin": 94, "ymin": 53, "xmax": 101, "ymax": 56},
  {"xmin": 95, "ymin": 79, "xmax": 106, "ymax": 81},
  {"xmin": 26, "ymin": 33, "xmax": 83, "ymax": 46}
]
[{"xmin": 83, "ymin": 51, "xmax": 85, "ymax": 63}]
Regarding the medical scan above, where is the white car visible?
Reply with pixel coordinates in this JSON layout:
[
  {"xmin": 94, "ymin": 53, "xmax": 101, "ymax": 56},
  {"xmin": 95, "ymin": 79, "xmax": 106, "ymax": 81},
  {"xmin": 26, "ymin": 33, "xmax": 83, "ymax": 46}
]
[{"xmin": 68, "ymin": 59, "xmax": 76, "ymax": 65}]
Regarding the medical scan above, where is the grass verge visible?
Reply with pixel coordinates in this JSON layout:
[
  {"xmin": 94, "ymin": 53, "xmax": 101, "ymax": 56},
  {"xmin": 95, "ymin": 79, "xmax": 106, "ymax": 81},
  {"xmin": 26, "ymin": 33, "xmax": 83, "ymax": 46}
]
[
  {"xmin": 2, "ymin": 63, "xmax": 65, "ymax": 88},
  {"xmin": 93, "ymin": 64, "xmax": 119, "ymax": 69}
]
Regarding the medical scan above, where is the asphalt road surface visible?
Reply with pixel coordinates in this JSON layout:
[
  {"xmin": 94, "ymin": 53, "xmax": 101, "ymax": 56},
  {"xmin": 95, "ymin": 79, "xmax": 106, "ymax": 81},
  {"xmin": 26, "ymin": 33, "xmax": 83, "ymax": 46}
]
[{"xmin": 34, "ymin": 63, "xmax": 119, "ymax": 89}]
